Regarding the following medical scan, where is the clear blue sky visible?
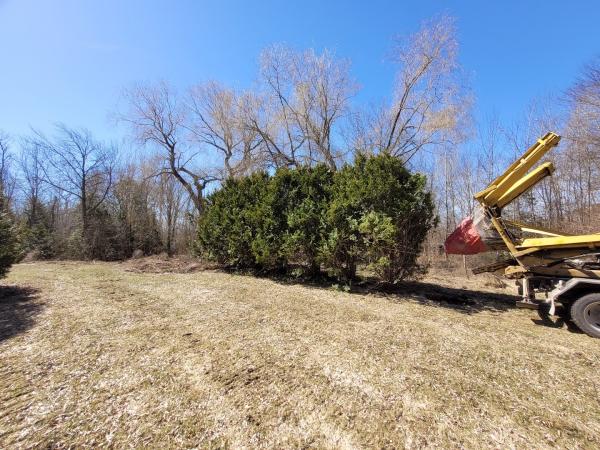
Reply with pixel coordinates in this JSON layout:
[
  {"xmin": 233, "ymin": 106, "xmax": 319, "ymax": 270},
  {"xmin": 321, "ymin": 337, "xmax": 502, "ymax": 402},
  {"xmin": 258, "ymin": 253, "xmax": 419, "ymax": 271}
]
[{"xmin": 1, "ymin": 0, "xmax": 598, "ymax": 142}]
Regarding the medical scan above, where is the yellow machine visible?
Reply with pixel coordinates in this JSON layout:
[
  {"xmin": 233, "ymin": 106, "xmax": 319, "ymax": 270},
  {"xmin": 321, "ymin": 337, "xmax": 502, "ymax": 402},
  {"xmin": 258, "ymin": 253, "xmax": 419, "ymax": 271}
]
[{"xmin": 465, "ymin": 132, "xmax": 600, "ymax": 338}]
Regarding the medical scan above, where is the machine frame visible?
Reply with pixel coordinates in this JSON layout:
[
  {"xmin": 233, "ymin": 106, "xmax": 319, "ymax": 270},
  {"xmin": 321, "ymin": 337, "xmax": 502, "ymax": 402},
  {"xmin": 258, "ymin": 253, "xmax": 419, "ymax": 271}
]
[{"xmin": 473, "ymin": 132, "xmax": 600, "ymax": 338}]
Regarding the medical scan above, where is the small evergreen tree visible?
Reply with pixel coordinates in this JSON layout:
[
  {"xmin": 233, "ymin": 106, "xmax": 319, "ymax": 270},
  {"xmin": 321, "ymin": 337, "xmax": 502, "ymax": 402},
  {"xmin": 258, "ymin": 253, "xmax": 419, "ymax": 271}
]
[
  {"xmin": 17, "ymin": 198, "xmax": 55, "ymax": 260},
  {"xmin": 0, "ymin": 200, "xmax": 17, "ymax": 277},
  {"xmin": 322, "ymin": 154, "xmax": 437, "ymax": 282},
  {"xmin": 271, "ymin": 165, "xmax": 333, "ymax": 275},
  {"xmin": 197, "ymin": 172, "xmax": 271, "ymax": 268}
]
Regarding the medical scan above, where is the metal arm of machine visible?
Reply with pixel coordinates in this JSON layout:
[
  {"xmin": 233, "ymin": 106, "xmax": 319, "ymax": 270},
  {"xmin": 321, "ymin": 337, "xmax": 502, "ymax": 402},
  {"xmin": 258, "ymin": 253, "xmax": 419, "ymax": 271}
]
[
  {"xmin": 472, "ymin": 131, "xmax": 600, "ymax": 279},
  {"xmin": 495, "ymin": 162, "xmax": 555, "ymax": 209},
  {"xmin": 475, "ymin": 131, "xmax": 561, "ymax": 209},
  {"xmin": 502, "ymin": 219, "xmax": 569, "ymax": 237}
]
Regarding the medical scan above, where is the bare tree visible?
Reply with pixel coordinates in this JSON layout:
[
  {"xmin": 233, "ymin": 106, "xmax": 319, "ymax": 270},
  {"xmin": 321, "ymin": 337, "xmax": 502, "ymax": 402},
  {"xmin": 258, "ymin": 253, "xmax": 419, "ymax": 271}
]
[
  {"xmin": 121, "ymin": 82, "xmax": 215, "ymax": 214},
  {"xmin": 247, "ymin": 45, "xmax": 356, "ymax": 169},
  {"xmin": 567, "ymin": 58, "xmax": 600, "ymax": 148},
  {"xmin": 19, "ymin": 137, "xmax": 47, "ymax": 226},
  {"xmin": 157, "ymin": 172, "xmax": 187, "ymax": 255},
  {"xmin": 139, "ymin": 155, "xmax": 189, "ymax": 256},
  {"xmin": 242, "ymin": 90, "xmax": 300, "ymax": 168},
  {"xmin": 110, "ymin": 163, "xmax": 163, "ymax": 257},
  {"xmin": 187, "ymin": 82, "xmax": 264, "ymax": 179},
  {"xmin": 351, "ymin": 15, "xmax": 469, "ymax": 161},
  {"xmin": 32, "ymin": 124, "xmax": 115, "ymax": 246},
  {"xmin": 0, "ymin": 131, "xmax": 17, "ymax": 208}
]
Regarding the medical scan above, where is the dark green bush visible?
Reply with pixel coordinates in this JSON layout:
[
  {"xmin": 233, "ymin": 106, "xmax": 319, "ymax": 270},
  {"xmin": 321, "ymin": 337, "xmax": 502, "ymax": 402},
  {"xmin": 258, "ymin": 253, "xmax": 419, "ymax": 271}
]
[
  {"xmin": 0, "ymin": 209, "xmax": 17, "ymax": 277},
  {"xmin": 196, "ymin": 155, "xmax": 436, "ymax": 283},
  {"xmin": 17, "ymin": 199, "xmax": 55, "ymax": 260},
  {"xmin": 271, "ymin": 165, "xmax": 332, "ymax": 275},
  {"xmin": 197, "ymin": 172, "xmax": 273, "ymax": 268},
  {"xmin": 18, "ymin": 223, "xmax": 55, "ymax": 260},
  {"xmin": 322, "ymin": 154, "xmax": 437, "ymax": 282}
]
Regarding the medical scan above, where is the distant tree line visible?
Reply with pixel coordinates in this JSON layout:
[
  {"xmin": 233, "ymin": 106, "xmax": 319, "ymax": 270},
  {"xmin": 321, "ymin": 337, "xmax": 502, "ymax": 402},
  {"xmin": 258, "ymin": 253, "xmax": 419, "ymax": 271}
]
[{"xmin": 0, "ymin": 124, "xmax": 195, "ymax": 267}]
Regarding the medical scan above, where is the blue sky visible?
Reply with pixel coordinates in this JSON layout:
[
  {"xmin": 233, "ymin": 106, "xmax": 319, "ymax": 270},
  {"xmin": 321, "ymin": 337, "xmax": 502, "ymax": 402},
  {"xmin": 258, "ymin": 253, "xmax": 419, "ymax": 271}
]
[{"xmin": 1, "ymin": 0, "xmax": 598, "ymax": 143}]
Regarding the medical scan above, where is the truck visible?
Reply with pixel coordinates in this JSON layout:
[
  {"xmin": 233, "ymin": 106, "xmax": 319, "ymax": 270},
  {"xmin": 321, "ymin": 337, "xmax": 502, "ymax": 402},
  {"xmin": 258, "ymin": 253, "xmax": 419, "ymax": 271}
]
[{"xmin": 445, "ymin": 132, "xmax": 600, "ymax": 338}]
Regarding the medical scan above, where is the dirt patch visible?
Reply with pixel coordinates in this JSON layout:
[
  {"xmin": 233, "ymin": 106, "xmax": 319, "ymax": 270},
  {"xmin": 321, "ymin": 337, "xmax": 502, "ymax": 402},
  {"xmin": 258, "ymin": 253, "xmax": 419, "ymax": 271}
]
[
  {"xmin": 424, "ymin": 268, "xmax": 514, "ymax": 294},
  {"xmin": 121, "ymin": 255, "xmax": 215, "ymax": 274}
]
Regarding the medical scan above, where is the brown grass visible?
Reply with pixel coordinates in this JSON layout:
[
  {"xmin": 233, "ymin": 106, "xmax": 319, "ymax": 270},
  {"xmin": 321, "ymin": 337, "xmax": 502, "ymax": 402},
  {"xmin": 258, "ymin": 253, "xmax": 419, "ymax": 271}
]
[{"xmin": 1, "ymin": 261, "xmax": 599, "ymax": 448}]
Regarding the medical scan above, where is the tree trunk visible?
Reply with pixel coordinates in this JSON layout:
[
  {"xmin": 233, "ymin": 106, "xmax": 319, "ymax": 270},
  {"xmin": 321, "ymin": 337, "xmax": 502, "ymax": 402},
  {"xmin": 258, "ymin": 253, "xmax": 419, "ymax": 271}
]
[{"xmin": 81, "ymin": 178, "xmax": 88, "ymax": 257}]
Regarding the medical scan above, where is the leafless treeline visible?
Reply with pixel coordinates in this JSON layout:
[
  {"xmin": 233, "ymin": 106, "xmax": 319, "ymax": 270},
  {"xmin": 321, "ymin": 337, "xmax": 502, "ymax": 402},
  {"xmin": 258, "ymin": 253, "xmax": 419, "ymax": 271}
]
[
  {"xmin": 1, "ymin": 16, "xmax": 598, "ymax": 261},
  {"xmin": 3, "ymin": 125, "xmax": 194, "ymax": 259}
]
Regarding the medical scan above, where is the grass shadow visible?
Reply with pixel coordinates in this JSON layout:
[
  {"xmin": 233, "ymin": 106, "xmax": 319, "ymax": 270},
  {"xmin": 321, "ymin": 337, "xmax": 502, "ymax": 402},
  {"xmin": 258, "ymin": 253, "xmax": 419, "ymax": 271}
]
[
  {"xmin": 246, "ymin": 269, "xmax": 519, "ymax": 315},
  {"xmin": 0, "ymin": 285, "xmax": 43, "ymax": 342},
  {"xmin": 369, "ymin": 280, "xmax": 518, "ymax": 314},
  {"xmin": 530, "ymin": 304, "xmax": 585, "ymax": 334}
]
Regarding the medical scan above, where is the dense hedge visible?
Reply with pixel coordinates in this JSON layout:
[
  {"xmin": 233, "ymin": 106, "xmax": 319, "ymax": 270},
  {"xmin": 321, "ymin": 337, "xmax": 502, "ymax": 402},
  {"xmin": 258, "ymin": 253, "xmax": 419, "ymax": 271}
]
[
  {"xmin": 0, "ymin": 209, "xmax": 17, "ymax": 278},
  {"xmin": 196, "ymin": 154, "xmax": 437, "ymax": 283}
]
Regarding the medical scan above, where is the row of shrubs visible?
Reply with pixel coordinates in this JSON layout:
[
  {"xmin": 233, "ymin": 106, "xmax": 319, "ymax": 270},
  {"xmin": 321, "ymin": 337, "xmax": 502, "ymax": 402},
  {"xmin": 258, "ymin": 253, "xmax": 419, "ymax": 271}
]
[{"xmin": 196, "ymin": 154, "xmax": 437, "ymax": 283}]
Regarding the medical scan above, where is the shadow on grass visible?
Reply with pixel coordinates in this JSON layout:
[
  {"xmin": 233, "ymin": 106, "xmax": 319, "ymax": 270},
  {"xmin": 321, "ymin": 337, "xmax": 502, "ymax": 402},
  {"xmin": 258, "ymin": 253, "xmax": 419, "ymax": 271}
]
[
  {"xmin": 530, "ymin": 304, "xmax": 585, "ymax": 334},
  {"xmin": 266, "ymin": 273, "xmax": 586, "ymax": 334},
  {"xmin": 368, "ymin": 280, "xmax": 518, "ymax": 314},
  {"xmin": 242, "ymin": 268, "xmax": 520, "ymax": 315},
  {"xmin": 0, "ymin": 285, "xmax": 43, "ymax": 342}
]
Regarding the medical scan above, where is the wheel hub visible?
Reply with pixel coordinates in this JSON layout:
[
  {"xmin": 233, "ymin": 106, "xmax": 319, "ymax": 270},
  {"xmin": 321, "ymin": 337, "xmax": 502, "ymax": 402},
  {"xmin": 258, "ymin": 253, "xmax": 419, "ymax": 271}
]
[{"xmin": 583, "ymin": 301, "xmax": 600, "ymax": 333}]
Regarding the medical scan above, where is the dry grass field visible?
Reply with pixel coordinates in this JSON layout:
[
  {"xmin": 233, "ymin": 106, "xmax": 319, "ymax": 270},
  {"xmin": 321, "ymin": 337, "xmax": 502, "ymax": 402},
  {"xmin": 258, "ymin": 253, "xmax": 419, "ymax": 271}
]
[{"xmin": 1, "ymin": 261, "xmax": 599, "ymax": 449}]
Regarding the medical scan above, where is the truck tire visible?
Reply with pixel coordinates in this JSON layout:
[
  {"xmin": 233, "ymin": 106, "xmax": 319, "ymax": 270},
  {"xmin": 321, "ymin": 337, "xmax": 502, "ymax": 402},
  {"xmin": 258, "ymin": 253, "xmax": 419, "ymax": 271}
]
[{"xmin": 570, "ymin": 293, "xmax": 600, "ymax": 338}]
